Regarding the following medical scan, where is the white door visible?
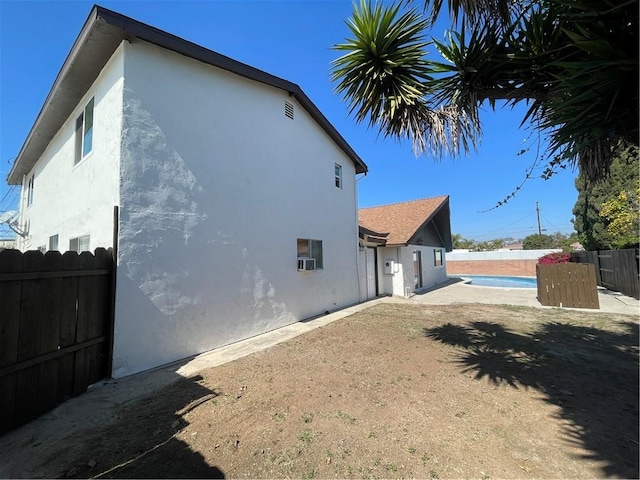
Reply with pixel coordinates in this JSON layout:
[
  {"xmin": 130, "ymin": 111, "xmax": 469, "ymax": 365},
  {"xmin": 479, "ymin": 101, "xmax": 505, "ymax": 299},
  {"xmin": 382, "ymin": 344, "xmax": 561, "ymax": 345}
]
[{"xmin": 366, "ymin": 247, "xmax": 377, "ymax": 299}]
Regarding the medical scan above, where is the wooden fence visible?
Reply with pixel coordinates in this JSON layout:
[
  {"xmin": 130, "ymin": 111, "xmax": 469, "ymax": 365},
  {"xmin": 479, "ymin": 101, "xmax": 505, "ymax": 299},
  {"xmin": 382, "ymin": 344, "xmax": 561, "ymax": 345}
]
[
  {"xmin": 571, "ymin": 249, "xmax": 639, "ymax": 299},
  {"xmin": 536, "ymin": 263, "xmax": 600, "ymax": 309},
  {"xmin": 0, "ymin": 248, "xmax": 115, "ymax": 434}
]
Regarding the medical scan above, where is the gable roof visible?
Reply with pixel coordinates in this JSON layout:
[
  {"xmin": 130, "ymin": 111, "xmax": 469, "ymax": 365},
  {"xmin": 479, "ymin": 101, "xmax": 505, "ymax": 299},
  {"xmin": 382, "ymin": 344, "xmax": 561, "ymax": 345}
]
[
  {"xmin": 359, "ymin": 196, "xmax": 450, "ymax": 247},
  {"xmin": 7, "ymin": 5, "xmax": 367, "ymax": 185}
]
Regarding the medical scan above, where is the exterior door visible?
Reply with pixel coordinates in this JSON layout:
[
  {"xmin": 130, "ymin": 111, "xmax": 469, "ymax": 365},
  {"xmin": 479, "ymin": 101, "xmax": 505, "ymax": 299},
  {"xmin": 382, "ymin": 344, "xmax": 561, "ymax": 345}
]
[
  {"xmin": 365, "ymin": 247, "xmax": 377, "ymax": 299},
  {"xmin": 413, "ymin": 251, "xmax": 423, "ymax": 290}
]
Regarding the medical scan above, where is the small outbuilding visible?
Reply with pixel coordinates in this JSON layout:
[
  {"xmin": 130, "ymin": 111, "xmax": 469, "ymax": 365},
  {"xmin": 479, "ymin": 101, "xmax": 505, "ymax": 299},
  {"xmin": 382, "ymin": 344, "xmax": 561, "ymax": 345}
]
[{"xmin": 358, "ymin": 196, "xmax": 452, "ymax": 298}]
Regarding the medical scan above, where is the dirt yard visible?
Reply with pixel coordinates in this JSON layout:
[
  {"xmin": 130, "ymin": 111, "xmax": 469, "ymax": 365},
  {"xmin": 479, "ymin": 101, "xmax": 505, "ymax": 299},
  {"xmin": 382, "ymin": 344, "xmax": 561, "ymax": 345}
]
[{"xmin": 4, "ymin": 303, "xmax": 639, "ymax": 479}]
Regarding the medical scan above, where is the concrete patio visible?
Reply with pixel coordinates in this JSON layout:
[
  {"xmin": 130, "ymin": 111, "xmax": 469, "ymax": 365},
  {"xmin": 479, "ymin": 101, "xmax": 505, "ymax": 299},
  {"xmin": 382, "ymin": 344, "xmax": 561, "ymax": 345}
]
[{"xmin": 410, "ymin": 277, "xmax": 640, "ymax": 315}]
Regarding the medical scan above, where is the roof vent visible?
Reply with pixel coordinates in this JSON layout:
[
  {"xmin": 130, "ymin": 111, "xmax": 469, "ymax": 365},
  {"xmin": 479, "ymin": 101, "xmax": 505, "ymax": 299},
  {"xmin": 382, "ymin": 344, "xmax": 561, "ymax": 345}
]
[{"xmin": 285, "ymin": 101, "xmax": 294, "ymax": 119}]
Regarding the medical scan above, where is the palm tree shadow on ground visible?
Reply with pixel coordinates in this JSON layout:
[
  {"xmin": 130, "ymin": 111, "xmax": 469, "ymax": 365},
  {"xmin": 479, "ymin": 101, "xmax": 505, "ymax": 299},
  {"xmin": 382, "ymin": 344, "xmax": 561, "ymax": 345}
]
[{"xmin": 425, "ymin": 319, "xmax": 639, "ymax": 479}]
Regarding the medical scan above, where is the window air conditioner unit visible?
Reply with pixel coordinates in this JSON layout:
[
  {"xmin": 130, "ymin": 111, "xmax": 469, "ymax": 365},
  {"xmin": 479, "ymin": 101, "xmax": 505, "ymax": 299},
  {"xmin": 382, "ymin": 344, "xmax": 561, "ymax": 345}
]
[{"xmin": 297, "ymin": 257, "xmax": 316, "ymax": 271}]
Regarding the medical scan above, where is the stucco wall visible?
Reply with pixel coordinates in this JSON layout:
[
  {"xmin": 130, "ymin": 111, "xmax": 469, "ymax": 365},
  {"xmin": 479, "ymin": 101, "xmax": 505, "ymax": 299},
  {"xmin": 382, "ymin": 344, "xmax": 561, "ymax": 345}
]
[
  {"xmin": 16, "ymin": 45, "xmax": 124, "ymax": 252},
  {"xmin": 376, "ymin": 245, "xmax": 447, "ymax": 297},
  {"xmin": 113, "ymin": 40, "xmax": 362, "ymax": 377}
]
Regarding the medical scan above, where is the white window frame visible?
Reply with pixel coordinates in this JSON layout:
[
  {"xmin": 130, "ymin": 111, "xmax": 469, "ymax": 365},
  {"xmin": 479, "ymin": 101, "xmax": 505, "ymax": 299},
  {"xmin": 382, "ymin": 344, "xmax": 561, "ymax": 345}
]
[
  {"xmin": 297, "ymin": 238, "xmax": 323, "ymax": 270},
  {"xmin": 334, "ymin": 163, "xmax": 342, "ymax": 189},
  {"xmin": 69, "ymin": 234, "xmax": 90, "ymax": 253},
  {"xmin": 434, "ymin": 249, "xmax": 443, "ymax": 267},
  {"xmin": 75, "ymin": 97, "xmax": 94, "ymax": 165},
  {"xmin": 26, "ymin": 174, "xmax": 34, "ymax": 207},
  {"xmin": 49, "ymin": 234, "xmax": 59, "ymax": 251}
]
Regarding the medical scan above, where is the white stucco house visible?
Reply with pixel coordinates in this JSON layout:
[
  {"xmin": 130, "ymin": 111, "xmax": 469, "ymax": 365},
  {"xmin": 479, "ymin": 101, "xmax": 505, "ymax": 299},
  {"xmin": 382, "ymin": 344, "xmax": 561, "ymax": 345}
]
[
  {"xmin": 6, "ymin": 6, "xmax": 368, "ymax": 378},
  {"xmin": 358, "ymin": 196, "xmax": 452, "ymax": 299}
]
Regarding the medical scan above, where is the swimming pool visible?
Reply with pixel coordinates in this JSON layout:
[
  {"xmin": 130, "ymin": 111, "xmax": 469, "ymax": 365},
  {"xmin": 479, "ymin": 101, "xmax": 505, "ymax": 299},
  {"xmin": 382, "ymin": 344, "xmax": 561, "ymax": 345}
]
[{"xmin": 458, "ymin": 275, "xmax": 537, "ymax": 288}]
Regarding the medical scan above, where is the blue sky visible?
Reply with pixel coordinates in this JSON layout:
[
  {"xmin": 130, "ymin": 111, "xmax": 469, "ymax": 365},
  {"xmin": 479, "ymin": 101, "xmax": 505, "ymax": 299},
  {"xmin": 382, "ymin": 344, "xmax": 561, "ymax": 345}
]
[{"xmin": 0, "ymin": 0, "xmax": 578, "ymax": 241}]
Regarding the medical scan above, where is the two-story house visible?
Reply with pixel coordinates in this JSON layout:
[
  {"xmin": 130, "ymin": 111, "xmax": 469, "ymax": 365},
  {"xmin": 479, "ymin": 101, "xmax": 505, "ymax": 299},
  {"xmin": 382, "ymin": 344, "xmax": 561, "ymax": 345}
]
[{"xmin": 6, "ymin": 6, "xmax": 368, "ymax": 377}]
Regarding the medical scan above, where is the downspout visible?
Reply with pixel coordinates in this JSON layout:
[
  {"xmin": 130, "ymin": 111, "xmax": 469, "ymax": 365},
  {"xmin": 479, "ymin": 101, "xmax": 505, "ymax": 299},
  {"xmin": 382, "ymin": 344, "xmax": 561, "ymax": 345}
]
[
  {"xmin": 397, "ymin": 246, "xmax": 401, "ymax": 297},
  {"xmin": 355, "ymin": 172, "xmax": 366, "ymax": 302}
]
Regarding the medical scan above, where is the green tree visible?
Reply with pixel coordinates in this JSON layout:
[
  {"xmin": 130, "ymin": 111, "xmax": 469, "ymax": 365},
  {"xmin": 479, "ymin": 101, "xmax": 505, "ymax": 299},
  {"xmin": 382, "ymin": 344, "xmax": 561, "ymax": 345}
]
[
  {"xmin": 523, "ymin": 234, "xmax": 553, "ymax": 250},
  {"xmin": 560, "ymin": 233, "xmax": 581, "ymax": 253},
  {"xmin": 573, "ymin": 145, "xmax": 639, "ymax": 250},
  {"xmin": 599, "ymin": 180, "xmax": 640, "ymax": 249},
  {"xmin": 452, "ymin": 233, "xmax": 475, "ymax": 249},
  {"xmin": 522, "ymin": 232, "xmax": 575, "ymax": 250},
  {"xmin": 479, "ymin": 239, "xmax": 505, "ymax": 251},
  {"xmin": 331, "ymin": 0, "xmax": 638, "ymax": 183}
]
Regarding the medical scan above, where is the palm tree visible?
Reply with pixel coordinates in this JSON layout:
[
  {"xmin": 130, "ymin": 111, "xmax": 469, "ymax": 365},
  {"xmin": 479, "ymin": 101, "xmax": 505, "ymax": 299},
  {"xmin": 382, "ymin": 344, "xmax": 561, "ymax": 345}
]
[{"xmin": 331, "ymin": 0, "xmax": 638, "ymax": 183}]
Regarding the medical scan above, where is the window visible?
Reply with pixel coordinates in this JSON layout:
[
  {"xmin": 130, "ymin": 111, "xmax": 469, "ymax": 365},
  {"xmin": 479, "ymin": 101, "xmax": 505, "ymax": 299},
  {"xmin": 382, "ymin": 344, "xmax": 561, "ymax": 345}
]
[
  {"xmin": 69, "ymin": 234, "xmax": 90, "ymax": 253},
  {"xmin": 49, "ymin": 234, "xmax": 59, "ymax": 251},
  {"xmin": 37, "ymin": 245, "xmax": 47, "ymax": 253},
  {"xmin": 26, "ymin": 174, "xmax": 34, "ymax": 207},
  {"xmin": 75, "ymin": 97, "xmax": 94, "ymax": 164},
  {"xmin": 434, "ymin": 249, "xmax": 443, "ymax": 267},
  {"xmin": 297, "ymin": 238, "xmax": 323, "ymax": 269},
  {"xmin": 334, "ymin": 163, "xmax": 342, "ymax": 189}
]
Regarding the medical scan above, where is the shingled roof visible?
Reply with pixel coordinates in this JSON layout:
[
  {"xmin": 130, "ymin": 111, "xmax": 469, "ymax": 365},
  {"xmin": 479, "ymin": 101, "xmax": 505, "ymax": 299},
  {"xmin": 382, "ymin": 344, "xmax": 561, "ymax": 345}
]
[{"xmin": 359, "ymin": 196, "xmax": 450, "ymax": 247}]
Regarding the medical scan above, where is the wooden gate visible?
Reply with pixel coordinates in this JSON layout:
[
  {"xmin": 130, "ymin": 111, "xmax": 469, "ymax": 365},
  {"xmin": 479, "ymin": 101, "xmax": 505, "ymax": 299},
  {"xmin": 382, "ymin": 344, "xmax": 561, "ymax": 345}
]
[
  {"xmin": 0, "ymin": 247, "xmax": 115, "ymax": 434},
  {"xmin": 536, "ymin": 263, "xmax": 600, "ymax": 309}
]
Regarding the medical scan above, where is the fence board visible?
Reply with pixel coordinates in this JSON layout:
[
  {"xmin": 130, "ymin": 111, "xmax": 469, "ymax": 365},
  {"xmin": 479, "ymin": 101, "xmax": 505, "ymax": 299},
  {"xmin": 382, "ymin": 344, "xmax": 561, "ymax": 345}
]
[
  {"xmin": 0, "ymin": 248, "xmax": 114, "ymax": 435},
  {"xmin": 14, "ymin": 252, "xmax": 44, "ymax": 427},
  {"xmin": 73, "ymin": 252, "xmax": 93, "ymax": 396},
  {"xmin": 574, "ymin": 264, "xmax": 587, "ymax": 307},
  {"xmin": 565, "ymin": 266, "xmax": 575, "ymax": 306},
  {"xmin": 37, "ymin": 252, "xmax": 63, "ymax": 416},
  {"xmin": 89, "ymin": 249, "xmax": 110, "ymax": 384},
  {"xmin": 58, "ymin": 252, "xmax": 79, "ymax": 403},
  {"xmin": 0, "ymin": 250, "xmax": 22, "ymax": 432}
]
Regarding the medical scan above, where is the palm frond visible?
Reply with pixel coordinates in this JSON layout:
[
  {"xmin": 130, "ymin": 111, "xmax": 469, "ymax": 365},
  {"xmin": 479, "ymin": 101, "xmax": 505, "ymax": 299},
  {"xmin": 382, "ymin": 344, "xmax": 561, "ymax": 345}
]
[
  {"xmin": 331, "ymin": 0, "xmax": 638, "ymax": 182},
  {"xmin": 331, "ymin": 1, "xmax": 433, "ymax": 130}
]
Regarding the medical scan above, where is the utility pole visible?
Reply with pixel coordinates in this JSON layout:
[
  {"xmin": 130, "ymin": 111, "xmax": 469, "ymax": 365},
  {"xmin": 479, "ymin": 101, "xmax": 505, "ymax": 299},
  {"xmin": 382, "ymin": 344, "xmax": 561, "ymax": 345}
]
[{"xmin": 536, "ymin": 201, "xmax": 543, "ymax": 245}]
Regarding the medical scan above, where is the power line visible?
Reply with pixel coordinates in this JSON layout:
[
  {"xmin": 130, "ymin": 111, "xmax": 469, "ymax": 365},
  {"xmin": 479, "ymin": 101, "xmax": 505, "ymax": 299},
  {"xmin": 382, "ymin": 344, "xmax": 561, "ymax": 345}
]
[
  {"xmin": 0, "ymin": 186, "xmax": 19, "ymax": 213},
  {"xmin": 466, "ymin": 213, "xmax": 536, "ymax": 238}
]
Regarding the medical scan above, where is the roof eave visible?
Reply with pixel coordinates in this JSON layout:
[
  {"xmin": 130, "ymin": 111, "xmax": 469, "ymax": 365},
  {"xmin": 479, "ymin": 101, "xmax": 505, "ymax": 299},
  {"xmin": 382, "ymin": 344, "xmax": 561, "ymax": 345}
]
[
  {"xmin": 7, "ymin": 5, "xmax": 367, "ymax": 184},
  {"xmin": 406, "ymin": 196, "xmax": 449, "ymax": 244},
  {"xmin": 7, "ymin": 6, "xmax": 104, "ymax": 184}
]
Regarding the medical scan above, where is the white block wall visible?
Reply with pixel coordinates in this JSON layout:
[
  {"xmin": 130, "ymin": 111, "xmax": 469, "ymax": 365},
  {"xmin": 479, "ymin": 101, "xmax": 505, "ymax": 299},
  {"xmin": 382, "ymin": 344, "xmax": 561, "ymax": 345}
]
[{"xmin": 446, "ymin": 249, "xmax": 562, "ymax": 261}]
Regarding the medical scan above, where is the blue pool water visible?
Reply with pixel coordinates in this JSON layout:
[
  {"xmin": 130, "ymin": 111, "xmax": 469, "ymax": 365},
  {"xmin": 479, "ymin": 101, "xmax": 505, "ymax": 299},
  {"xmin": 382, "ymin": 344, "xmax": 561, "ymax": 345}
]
[{"xmin": 458, "ymin": 275, "xmax": 537, "ymax": 288}]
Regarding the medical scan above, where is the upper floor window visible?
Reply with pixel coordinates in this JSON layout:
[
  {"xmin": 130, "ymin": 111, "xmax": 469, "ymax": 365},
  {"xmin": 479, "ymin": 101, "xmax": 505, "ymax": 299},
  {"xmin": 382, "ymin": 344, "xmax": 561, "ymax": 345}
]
[
  {"xmin": 26, "ymin": 174, "xmax": 34, "ymax": 207},
  {"xmin": 334, "ymin": 163, "xmax": 342, "ymax": 189},
  {"xmin": 70, "ymin": 234, "xmax": 90, "ymax": 253},
  {"xmin": 75, "ymin": 97, "xmax": 94, "ymax": 164}
]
